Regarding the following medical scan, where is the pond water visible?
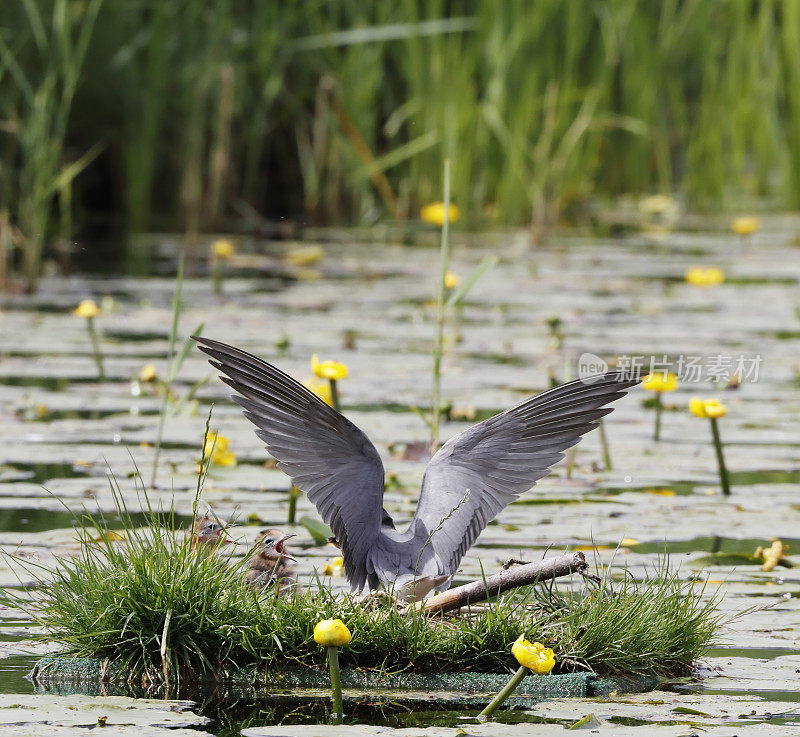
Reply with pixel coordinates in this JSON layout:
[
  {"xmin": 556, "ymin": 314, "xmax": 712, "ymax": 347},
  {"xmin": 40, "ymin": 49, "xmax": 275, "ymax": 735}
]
[{"xmin": 1, "ymin": 223, "xmax": 799, "ymax": 735}]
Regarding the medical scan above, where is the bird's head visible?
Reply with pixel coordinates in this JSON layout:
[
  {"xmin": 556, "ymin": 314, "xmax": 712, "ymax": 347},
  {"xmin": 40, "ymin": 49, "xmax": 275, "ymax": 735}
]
[
  {"xmin": 255, "ymin": 528, "xmax": 297, "ymax": 561},
  {"xmin": 191, "ymin": 515, "xmax": 231, "ymax": 550}
]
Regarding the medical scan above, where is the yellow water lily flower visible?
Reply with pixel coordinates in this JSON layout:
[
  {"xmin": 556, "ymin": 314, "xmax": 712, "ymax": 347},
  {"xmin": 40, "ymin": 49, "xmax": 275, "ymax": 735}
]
[
  {"xmin": 644, "ymin": 488, "xmax": 676, "ymax": 496},
  {"xmin": 511, "ymin": 635, "xmax": 555, "ymax": 675},
  {"xmin": 287, "ymin": 245, "xmax": 324, "ymax": 266},
  {"xmin": 731, "ymin": 216, "xmax": 760, "ymax": 236},
  {"xmin": 444, "ymin": 271, "xmax": 461, "ymax": 289},
  {"xmin": 620, "ymin": 538, "xmax": 640, "ymax": 547},
  {"xmin": 642, "ymin": 372, "xmax": 678, "ymax": 392},
  {"xmin": 639, "ymin": 194, "xmax": 678, "ymax": 217},
  {"xmin": 313, "ymin": 619, "xmax": 351, "ymax": 647},
  {"xmin": 420, "ymin": 202, "xmax": 460, "ymax": 226},
  {"xmin": 755, "ymin": 540, "xmax": 788, "ymax": 572},
  {"xmin": 690, "ymin": 398, "xmax": 727, "ymax": 419},
  {"xmin": 685, "ymin": 266, "xmax": 725, "ymax": 286},
  {"xmin": 203, "ymin": 431, "xmax": 237, "ymax": 466},
  {"xmin": 73, "ymin": 299, "xmax": 101, "ymax": 319},
  {"xmin": 311, "ymin": 354, "xmax": 348, "ymax": 381},
  {"xmin": 322, "ymin": 556, "xmax": 344, "ymax": 576},
  {"xmin": 303, "ymin": 379, "xmax": 333, "ymax": 407},
  {"xmin": 211, "ymin": 239, "xmax": 234, "ymax": 259},
  {"xmin": 139, "ymin": 363, "xmax": 157, "ymax": 383}
]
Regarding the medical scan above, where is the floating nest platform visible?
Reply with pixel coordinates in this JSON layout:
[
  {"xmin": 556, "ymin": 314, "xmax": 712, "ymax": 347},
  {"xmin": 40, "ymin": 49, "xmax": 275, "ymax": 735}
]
[{"xmin": 32, "ymin": 656, "xmax": 658, "ymax": 707}]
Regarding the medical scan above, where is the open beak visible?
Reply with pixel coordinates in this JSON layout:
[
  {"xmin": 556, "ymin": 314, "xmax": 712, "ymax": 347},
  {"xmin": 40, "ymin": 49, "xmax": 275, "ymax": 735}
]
[{"xmin": 275, "ymin": 534, "xmax": 296, "ymax": 561}]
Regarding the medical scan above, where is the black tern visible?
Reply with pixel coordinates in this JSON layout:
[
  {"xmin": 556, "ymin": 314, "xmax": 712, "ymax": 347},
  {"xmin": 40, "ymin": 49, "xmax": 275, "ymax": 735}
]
[{"xmin": 195, "ymin": 337, "xmax": 639, "ymax": 600}]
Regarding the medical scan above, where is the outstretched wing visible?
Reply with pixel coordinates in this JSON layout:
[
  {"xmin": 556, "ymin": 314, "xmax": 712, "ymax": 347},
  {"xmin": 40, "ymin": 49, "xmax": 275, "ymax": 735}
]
[
  {"xmin": 194, "ymin": 337, "xmax": 385, "ymax": 591},
  {"xmin": 413, "ymin": 372, "xmax": 640, "ymax": 574}
]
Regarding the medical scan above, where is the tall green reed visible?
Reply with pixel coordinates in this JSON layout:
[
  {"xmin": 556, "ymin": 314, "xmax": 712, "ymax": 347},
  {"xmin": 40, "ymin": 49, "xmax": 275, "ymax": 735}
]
[
  {"xmin": 5, "ymin": 0, "xmax": 800, "ymax": 272},
  {"xmin": 0, "ymin": 0, "xmax": 104, "ymax": 289},
  {"xmin": 149, "ymin": 254, "xmax": 205, "ymax": 489}
]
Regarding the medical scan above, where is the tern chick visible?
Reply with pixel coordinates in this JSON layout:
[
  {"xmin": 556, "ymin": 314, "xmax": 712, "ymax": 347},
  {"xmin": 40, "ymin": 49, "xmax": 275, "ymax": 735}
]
[
  {"xmin": 191, "ymin": 514, "xmax": 231, "ymax": 551},
  {"xmin": 246, "ymin": 528, "xmax": 298, "ymax": 595}
]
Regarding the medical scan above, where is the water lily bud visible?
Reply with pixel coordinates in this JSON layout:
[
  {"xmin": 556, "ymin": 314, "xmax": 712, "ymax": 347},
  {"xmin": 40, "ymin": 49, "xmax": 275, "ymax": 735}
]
[
  {"xmin": 444, "ymin": 271, "xmax": 461, "ymax": 289},
  {"xmin": 139, "ymin": 364, "xmax": 157, "ymax": 383},
  {"xmin": 322, "ymin": 556, "xmax": 344, "ymax": 576},
  {"xmin": 73, "ymin": 299, "xmax": 101, "ymax": 319},
  {"xmin": 639, "ymin": 194, "xmax": 678, "ymax": 217},
  {"xmin": 760, "ymin": 540, "xmax": 787, "ymax": 572},
  {"xmin": 731, "ymin": 216, "xmax": 759, "ymax": 236},
  {"xmin": 685, "ymin": 266, "xmax": 725, "ymax": 286},
  {"xmin": 203, "ymin": 432, "xmax": 237, "ymax": 466},
  {"xmin": 314, "ymin": 619, "xmax": 351, "ymax": 647},
  {"xmin": 211, "ymin": 239, "xmax": 234, "ymax": 259},
  {"xmin": 420, "ymin": 202, "xmax": 460, "ymax": 226}
]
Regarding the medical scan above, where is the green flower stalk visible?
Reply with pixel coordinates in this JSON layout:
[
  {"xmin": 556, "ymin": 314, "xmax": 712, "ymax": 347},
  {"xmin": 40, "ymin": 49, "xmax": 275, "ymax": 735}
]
[
  {"xmin": 642, "ymin": 371, "xmax": 678, "ymax": 441},
  {"xmin": 329, "ymin": 380, "xmax": 340, "ymax": 413},
  {"xmin": 314, "ymin": 619, "xmax": 352, "ymax": 724},
  {"xmin": 287, "ymin": 484, "xmax": 301, "ymax": 524},
  {"xmin": 479, "ymin": 635, "xmax": 555, "ymax": 719},
  {"xmin": 598, "ymin": 418, "xmax": 612, "ymax": 471},
  {"xmin": 479, "ymin": 664, "xmax": 528, "ymax": 718},
  {"xmin": 73, "ymin": 300, "xmax": 105, "ymax": 380},
  {"xmin": 210, "ymin": 239, "xmax": 234, "ymax": 294},
  {"xmin": 430, "ymin": 159, "xmax": 452, "ymax": 454},
  {"xmin": 690, "ymin": 398, "xmax": 730, "ymax": 496}
]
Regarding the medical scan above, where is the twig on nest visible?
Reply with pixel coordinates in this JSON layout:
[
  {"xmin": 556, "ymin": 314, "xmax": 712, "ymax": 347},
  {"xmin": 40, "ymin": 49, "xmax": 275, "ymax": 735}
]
[
  {"xmin": 502, "ymin": 557, "xmax": 532, "ymax": 569},
  {"xmin": 405, "ymin": 552, "xmax": 588, "ymax": 616}
]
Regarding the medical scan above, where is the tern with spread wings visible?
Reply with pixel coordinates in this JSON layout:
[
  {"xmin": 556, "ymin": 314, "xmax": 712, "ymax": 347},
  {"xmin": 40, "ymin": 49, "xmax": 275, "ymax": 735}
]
[{"xmin": 195, "ymin": 337, "xmax": 639, "ymax": 600}]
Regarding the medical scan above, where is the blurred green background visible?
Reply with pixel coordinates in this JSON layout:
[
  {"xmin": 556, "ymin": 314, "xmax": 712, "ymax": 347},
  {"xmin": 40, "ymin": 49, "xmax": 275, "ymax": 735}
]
[{"xmin": 2, "ymin": 0, "xmax": 799, "ymax": 284}]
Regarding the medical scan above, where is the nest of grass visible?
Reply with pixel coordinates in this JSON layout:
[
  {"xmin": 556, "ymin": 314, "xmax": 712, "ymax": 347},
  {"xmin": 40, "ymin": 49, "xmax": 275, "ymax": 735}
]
[{"xmin": 10, "ymin": 480, "xmax": 722, "ymax": 689}]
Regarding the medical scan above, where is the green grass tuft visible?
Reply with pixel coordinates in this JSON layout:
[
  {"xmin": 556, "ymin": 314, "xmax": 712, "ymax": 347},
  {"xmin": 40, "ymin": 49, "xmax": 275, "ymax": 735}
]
[{"xmin": 15, "ymin": 481, "xmax": 722, "ymax": 687}]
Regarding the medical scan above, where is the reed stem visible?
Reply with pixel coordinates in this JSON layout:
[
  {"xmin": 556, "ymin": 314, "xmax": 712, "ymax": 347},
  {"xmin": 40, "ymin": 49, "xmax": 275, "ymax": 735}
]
[
  {"xmin": 430, "ymin": 159, "xmax": 451, "ymax": 454},
  {"xmin": 150, "ymin": 253, "xmax": 184, "ymax": 489}
]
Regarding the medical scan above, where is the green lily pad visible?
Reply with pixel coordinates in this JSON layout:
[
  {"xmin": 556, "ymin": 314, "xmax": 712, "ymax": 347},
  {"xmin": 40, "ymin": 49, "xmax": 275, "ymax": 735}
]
[
  {"xmin": 672, "ymin": 706, "xmax": 712, "ymax": 716},
  {"xmin": 299, "ymin": 515, "xmax": 333, "ymax": 545},
  {"xmin": 691, "ymin": 552, "xmax": 795, "ymax": 568}
]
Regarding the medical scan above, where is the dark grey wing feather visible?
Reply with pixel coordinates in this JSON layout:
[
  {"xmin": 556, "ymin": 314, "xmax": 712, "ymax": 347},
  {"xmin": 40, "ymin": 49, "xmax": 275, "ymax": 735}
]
[
  {"xmin": 194, "ymin": 337, "xmax": 385, "ymax": 591},
  {"xmin": 413, "ymin": 372, "xmax": 640, "ymax": 573}
]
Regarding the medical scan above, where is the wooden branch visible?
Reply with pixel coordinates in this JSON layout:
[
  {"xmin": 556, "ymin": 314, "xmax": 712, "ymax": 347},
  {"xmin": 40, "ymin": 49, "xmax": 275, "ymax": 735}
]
[{"xmin": 407, "ymin": 552, "xmax": 587, "ymax": 617}]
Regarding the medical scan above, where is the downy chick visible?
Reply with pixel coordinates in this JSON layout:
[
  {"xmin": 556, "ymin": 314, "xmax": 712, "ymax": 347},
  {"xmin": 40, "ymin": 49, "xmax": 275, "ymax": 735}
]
[
  {"xmin": 246, "ymin": 528, "xmax": 298, "ymax": 594},
  {"xmin": 191, "ymin": 514, "xmax": 231, "ymax": 551}
]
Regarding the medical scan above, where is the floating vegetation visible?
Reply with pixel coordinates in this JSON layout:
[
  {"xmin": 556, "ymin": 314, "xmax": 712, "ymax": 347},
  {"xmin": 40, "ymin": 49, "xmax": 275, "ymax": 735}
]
[{"xmin": 13, "ymin": 480, "xmax": 722, "ymax": 690}]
